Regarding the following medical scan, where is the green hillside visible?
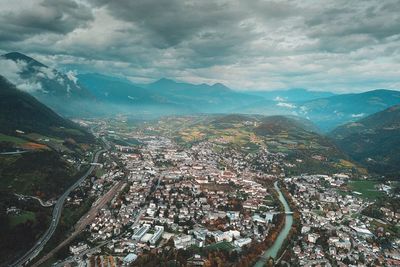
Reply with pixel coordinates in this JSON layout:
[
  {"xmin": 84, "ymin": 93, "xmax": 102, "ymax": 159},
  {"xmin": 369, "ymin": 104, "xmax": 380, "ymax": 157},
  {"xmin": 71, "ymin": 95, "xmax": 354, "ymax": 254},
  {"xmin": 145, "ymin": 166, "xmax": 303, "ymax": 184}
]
[
  {"xmin": 0, "ymin": 76, "xmax": 96, "ymax": 265},
  {"xmin": 0, "ymin": 75, "xmax": 95, "ymax": 198},
  {"xmin": 0, "ymin": 76, "xmax": 93, "ymax": 143},
  {"xmin": 331, "ymin": 105, "xmax": 400, "ymax": 177},
  {"xmin": 142, "ymin": 114, "xmax": 364, "ymax": 175}
]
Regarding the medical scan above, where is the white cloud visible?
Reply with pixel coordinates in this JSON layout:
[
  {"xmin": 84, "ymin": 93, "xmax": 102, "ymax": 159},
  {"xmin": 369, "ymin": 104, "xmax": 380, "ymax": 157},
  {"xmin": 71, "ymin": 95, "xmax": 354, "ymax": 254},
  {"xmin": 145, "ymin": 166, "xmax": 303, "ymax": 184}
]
[
  {"xmin": 351, "ymin": 113, "xmax": 365, "ymax": 118},
  {"xmin": 277, "ymin": 102, "xmax": 296, "ymax": 109},
  {"xmin": 66, "ymin": 70, "xmax": 78, "ymax": 84},
  {"xmin": 0, "ymin": 58, "xmax": 27, "ymax": 82},
  {"xmin": 274, "ymin": 96, "xmax": 286, "ymax": 102},
  {"xmin": 37, "ymin": 66, "xmax": 56, "ymax": 79},
  {"xmin": 0, "ymin": 58, "xmax": 43, "ymax": 92},
  {"xmin": 18, "ymin": 81, "xmax": 43, "ymax": 93}
]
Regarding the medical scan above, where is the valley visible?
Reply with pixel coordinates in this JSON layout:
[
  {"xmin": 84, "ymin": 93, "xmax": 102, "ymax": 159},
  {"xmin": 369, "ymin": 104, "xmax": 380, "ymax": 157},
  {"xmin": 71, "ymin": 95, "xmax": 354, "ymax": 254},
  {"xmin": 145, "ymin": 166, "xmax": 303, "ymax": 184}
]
[
  {"xmin": 4, "ymin": 115, "xmax": 396, "ymax": 267},
  {"xmin": 1, "ymin": 68, "xmax": 399, "ymax": 266},
  {"xmin": 1, "ymin": 2, "xmax": 400, "ymax": 266}
]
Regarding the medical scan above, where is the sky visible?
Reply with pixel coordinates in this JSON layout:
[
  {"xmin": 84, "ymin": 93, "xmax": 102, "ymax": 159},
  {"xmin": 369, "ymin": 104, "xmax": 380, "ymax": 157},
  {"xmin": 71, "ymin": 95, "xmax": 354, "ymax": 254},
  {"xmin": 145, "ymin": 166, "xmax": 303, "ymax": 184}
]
[{"xmin": 0, "ymin": 0, "xmax": 400, "ymax": 92}]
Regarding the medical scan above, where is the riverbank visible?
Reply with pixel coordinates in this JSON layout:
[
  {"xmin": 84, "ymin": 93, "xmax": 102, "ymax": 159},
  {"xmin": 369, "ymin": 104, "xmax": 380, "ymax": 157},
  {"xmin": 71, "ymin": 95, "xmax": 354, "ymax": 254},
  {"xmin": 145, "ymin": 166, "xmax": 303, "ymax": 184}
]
[{"xmin": 254, "ymin": 181, "xmax": 293, "ymax": 267}]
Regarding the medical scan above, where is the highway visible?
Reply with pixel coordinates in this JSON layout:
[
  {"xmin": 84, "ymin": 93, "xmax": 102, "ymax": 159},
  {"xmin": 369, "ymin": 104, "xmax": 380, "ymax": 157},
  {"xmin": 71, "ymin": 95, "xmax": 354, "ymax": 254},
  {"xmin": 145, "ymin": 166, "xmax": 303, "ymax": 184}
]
[
  {"xmin": 31, "ymin": 181, "xmax": 125, "ymax": 267},
  {"xmin": 10, "ymin": 147, "xmax": 107, "ymax": 267}
]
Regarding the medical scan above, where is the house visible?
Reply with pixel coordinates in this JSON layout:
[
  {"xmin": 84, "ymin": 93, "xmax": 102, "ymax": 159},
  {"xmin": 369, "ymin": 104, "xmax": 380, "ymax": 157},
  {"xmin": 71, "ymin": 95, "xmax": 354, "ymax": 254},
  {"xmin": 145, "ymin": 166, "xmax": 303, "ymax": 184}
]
[
  {"xmin": 123, "ymin": 253, "xmax": 137, "ymax": 265},
  {"xmin": 187, "ymin": 254, "xmax": 206, "ymax": 266},
  {"xmin": 234, "ymin": 237, "xmax": 252, "ymax": 247},
  {"xmin": 69, "ymin": 243, "xmax": 88, "ymax": 255},
  {"xmin": 174, "ymin": 234, "xmax": 193, "ymax": 249}
]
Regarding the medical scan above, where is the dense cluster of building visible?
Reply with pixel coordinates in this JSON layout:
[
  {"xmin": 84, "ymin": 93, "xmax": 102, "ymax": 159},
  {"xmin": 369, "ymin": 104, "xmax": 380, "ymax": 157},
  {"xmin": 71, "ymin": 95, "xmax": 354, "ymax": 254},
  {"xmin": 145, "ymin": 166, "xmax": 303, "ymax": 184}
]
[
  {"xmin": 285, "ymin": 175, "xmax": 400, "ymax": 266},
  {"xmin": 59, "ymin": 129, "xmax": 289, "ymax": 266},
  {"xmin": 56, "ymin": 120, "xmax": 400, "ymax": 266}
]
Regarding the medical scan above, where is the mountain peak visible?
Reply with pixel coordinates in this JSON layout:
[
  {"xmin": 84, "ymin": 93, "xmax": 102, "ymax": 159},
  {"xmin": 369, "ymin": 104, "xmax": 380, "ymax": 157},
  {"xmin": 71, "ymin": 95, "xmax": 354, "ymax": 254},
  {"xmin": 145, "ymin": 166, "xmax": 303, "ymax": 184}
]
[
  {"xmin": 155, "ymin": 78, "xmax": 177, "ymax": 84},
  {"xmin": 211, "ymin": 82, "xmax": 230, "ymax": 91},
  {"xmin": 2, "ymin": 51, "xmax": 46, "ymax": 68}
]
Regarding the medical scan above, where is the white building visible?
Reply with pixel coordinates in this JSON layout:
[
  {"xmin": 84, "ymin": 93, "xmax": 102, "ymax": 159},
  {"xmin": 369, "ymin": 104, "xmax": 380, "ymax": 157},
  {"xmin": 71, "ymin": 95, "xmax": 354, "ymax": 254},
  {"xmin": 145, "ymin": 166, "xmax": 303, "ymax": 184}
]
[
  {"xmin": 150, "ymin": 225, "xmax": 164, "ymax": 245},
  {"xmin": 234, "ymin": 238, "xmax": 252, "ymax": 247},
  {"xmin": 123, "ymin": 253, "xmax": 137, "ymax": 265},
  {"xmin": 174, "ymin": 234, "xmax": 193, "ymax": 249},
  {"xmin": 132, "ymin": 224, "xmax": 150, "ymax": 240},
  {"xmin": 308, "ymin": 233, "xmax": 320, "ymax": 243},
  {"xmin": 69, "ymin": 243, "xmax": 88, "ymax": 255}
]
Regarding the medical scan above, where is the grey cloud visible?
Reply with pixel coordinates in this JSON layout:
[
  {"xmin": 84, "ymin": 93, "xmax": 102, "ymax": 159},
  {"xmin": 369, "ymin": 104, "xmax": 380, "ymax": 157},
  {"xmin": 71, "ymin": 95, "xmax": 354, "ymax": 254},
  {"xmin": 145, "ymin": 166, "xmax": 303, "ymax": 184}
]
[
  {"xmin": 1, "ymin": 0, "xmax": 400, "ymax": 92},
  {"xmin": 0, "ymin": 0, "xmax": 94, "ymax": 42},
  {"xmin": 91, "ymin": 0, "xmax": 248, "ymax": 48},
  {"xmin": 304, "ymin": 0, "xmax": 400, "ymax": 53}
]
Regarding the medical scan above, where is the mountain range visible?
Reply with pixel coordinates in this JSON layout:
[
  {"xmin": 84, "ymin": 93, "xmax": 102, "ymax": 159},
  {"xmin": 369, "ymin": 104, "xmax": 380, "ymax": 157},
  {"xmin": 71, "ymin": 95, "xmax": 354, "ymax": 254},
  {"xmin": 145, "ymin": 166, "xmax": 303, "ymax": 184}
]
[{"xmin": 1, "ymin": 52, "xmax": 400, "ymax": 132}]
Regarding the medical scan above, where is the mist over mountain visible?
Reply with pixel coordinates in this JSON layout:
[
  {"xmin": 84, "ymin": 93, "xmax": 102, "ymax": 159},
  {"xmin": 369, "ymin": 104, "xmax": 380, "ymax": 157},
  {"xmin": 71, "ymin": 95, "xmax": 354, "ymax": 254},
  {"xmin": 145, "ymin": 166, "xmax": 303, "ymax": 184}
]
[
  {"xmin": 1, "ymin": 52, "xmax": 97, "ymax": 117},
  {"xmin": 145, "ymin": 78, "xmax": 261, "ymax": 113},
  {"xmin": 242, "ymin": 89, "xmax": 400, "ymax": 131},
  {"xmin": 298, "ymin": 89, "xmax": 400, "ymax": 131},
  {"xmin": 1, "ymin": 52, "xmax": 399, "ymax": 132},
  {"xmin": 245, "ymin": 88, "xmax": 336, "ymax": 102}
]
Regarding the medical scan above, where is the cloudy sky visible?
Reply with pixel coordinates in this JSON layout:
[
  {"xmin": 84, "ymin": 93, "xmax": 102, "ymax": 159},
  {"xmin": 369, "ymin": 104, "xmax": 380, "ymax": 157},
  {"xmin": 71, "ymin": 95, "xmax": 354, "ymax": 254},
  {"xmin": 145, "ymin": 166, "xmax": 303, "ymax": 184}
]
[{"xmin": 0, "ymin": 0, "xmax": 400, "ymax": 92}]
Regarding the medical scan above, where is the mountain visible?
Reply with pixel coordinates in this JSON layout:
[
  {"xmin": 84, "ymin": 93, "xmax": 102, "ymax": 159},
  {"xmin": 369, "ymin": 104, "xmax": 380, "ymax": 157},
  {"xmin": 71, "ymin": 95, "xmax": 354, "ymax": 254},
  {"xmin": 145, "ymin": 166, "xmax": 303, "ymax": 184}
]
[
  {"xmin": 78, "ymin": 73, "xmax": 162, "ymax": 104},
  {"xmin": 297, "ymin": 89, "xmax": 400, "ymax": 131},
  {"xmin": 0, "ymin": 75, "xmax": 94, "ymax": 197},
  {"xmin": 78, "ymin": 74, "xmax": 262, "ymax": 115},
  {"xmin": 76, "ymin": 73, "xmax": 193, "ymax": 116},
  {"xmin": 241, "ymin": 89, "xmax": 400, "ymax": 131},
  {"xmin": 0, "ymin": 75, "xmax": 93, "ymax": 143},
  {"xmin": 0, "ymin": 76, "xmax": 96, "ymax": 265},
  {"xmin": 146, "ymin": 78, "xmax": 261, "ymax": 113},
  {"xmin": 254, "ymin": 115, "xmax": 318, "ymax": 136},
  {"xmin": 252, "ymin": 115, "xmax": 365, "ymax": 175},
  {"xmin": 330, "ymin": 104, "xmax": 400, "ymax": 177},
  {"xmin": 1, "ymin": 52, "xmax": 96, "ymax": 117}
]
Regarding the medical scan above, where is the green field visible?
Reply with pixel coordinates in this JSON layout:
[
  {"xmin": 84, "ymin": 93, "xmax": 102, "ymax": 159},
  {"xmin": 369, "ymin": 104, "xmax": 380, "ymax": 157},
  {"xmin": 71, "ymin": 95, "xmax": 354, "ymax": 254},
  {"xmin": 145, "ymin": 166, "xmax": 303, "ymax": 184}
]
[
  {"xmin": 348, "ymin": 180, "xmax": 384, "ymax": 199},
  {"xmin": 205, "ymin": 241, "xmax": 235, "ymax": 251},
  {"xmin": 9, "ymin": 211, "xmax": 36, "ymax": 227},
  {"xmin": 0, "ymin": 133, "xmax": 27, "ymax": 145}
]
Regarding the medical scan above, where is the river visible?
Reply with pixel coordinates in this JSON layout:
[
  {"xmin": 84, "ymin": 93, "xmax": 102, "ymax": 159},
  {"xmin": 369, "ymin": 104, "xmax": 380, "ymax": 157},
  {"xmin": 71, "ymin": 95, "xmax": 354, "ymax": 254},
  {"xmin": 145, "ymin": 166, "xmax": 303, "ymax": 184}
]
[{"xmin": 254, "ymin": 181, "xmax": 293, "ymax": 267}]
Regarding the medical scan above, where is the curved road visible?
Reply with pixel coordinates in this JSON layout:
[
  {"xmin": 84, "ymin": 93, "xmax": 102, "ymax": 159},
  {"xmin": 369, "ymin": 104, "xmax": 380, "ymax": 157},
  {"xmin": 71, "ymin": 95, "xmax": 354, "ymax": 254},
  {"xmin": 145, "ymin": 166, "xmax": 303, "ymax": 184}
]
[{"xmin": 10, "ymin": 148, "xmax": 106, "ymax": 267}]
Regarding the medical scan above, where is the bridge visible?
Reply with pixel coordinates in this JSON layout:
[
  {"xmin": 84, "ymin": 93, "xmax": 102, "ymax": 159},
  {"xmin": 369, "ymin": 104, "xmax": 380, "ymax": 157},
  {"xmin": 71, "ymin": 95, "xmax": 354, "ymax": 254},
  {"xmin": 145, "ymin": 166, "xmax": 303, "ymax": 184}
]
[{"xmin": 268, "ymin": 211, "xmax": 294, "ymax": 215}]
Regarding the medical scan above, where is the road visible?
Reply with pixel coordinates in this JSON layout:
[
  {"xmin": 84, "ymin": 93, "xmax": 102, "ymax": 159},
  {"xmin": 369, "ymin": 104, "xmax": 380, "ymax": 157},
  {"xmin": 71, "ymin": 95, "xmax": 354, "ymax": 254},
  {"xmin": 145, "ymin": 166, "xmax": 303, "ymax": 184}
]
[
  {"xmin": 32, "ymin": 181, "xmax": 125, "ymax": 267},
  {"xmin": 0, "ymin": 150, "xmax": 28, "ymax": 155},
  {"xmin": 10, "ymin": 147, "xmax": 107, "ymax": 267},
  {"xmin": 55, "ymin": 240, "xmax": 111, "ymax": 267},
  {"xmin": 14, "ymin": 193, "xmax": 54, "ymax": 207},
  {"xmin": 55, "ymin": 207, "xmax": 145, "ymax": 267}
]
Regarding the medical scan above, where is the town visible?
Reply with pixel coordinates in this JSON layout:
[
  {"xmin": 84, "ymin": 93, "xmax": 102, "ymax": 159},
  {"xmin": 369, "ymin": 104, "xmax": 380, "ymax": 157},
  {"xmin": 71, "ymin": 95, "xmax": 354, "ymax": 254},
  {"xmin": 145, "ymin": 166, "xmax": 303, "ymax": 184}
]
[{"xmin": 30, "ymin": 119, "xmax": 400, "ymax": 266}]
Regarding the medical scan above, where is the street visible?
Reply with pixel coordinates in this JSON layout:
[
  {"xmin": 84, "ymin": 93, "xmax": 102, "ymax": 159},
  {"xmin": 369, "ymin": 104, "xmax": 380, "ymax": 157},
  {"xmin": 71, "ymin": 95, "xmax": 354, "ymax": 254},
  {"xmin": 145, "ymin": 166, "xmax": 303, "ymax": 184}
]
[{"xmin": 10, "ymin": 147, "xmax": 106, "ymax": 267}]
